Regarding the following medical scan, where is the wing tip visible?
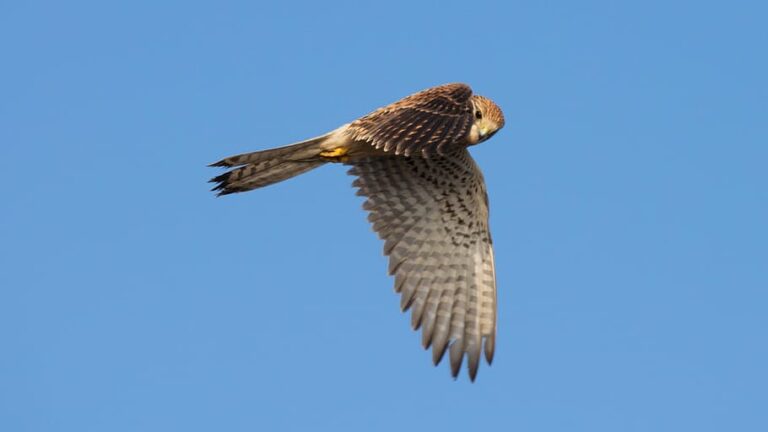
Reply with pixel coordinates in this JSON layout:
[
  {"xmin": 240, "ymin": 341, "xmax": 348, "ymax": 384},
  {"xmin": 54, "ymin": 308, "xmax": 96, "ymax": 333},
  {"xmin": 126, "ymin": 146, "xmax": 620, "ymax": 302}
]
[
  {"xmin": 208, "ymin": 171, "xmax": 248, "ymax": 196},
  {"xmin": 468, "ymin": 367, "xmax": 478, "ymax": 382},
  {"xmin": 484, "ymin": 334, "xmax": 496, "ymax": 365},
  {"xmin": 208, "ymin": 159, "xmax": 233, "ymax": 168}
]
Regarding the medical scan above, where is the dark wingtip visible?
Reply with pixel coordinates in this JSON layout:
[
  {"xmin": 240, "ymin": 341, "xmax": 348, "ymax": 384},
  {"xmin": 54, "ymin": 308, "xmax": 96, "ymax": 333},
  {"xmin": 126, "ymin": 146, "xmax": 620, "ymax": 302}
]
[
  {"xmin": 451, "ymin": 361, "xmax": 461, "ymax": 380},
  {"xmin": 484, "ymin": 336, "xmax": 495, "ymax": 365},
  {"xmin": 468, "ymin": 366, "xmax": 478, "ymax": 382},
  {"xmin": 208, "ymin": 159, "xmax": 232, "ymax": 168},
  {"xmin": 209, "ymin": 172, "xmax": 232, "ymax": 184},
  {"xmin": 210, "ymin": 185, "xmax": 243, "ymax": 196},
  {"xmin": 208, "ymin": 171, "xmax": 240, "ymax": 196},
  {"xmin": 451, "ymin": 364, "xmax": 461, "ymax": 381},
  {"xmin": 432, "ymin": 346, "xmax": 448, "ymax": 366}
]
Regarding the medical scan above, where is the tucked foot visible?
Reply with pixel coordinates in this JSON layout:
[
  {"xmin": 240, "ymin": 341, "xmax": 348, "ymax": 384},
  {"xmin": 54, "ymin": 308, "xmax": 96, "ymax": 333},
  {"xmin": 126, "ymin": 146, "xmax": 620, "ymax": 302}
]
[{"xmin": 319, "ymin": 147, "xmax": 350, "ymax": 162}]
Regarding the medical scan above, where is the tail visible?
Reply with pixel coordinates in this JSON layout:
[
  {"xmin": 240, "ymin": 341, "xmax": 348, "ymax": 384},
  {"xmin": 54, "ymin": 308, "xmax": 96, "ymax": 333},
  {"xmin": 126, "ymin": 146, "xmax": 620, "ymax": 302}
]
[{"xmin": 208, "ymin": 135, "xmax": 329, "ymax": 196}]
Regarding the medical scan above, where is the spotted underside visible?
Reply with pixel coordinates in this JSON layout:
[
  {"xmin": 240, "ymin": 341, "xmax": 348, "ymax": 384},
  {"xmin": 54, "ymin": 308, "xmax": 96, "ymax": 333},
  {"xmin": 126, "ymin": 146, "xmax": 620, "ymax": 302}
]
[
  {"xmin": 347, "ymin": 149, "xmax": 496, "ymax": 380},
  {"xmin": 348, "ymin": 83, "xmax": 475, "ymax": 157}
]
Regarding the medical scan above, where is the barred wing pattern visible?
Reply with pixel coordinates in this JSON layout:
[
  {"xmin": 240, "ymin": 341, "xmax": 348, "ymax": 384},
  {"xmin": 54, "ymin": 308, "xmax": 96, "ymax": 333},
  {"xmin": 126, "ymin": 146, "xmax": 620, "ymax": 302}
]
[
  {"xmin": 348, "ymin": 149, "xmax": 496, "ymax": 380},
  {"xmin": 348, "ymin": 83, "xmax": 475, "ymax": 157}
]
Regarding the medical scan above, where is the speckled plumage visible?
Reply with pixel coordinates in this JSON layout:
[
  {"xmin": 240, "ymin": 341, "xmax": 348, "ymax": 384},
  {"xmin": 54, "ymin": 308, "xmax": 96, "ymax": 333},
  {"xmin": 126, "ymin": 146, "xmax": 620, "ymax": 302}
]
[
  {"xmin": 209, "ymin": 83, "xmax": 505, "ymax": 381},
  {"xmin": 347, "ymin": 83, "xmax": 476, "ymax": 157},
  {"xmin": 348, "ymin": 150, "xmax": 496, "ymax": 380}
]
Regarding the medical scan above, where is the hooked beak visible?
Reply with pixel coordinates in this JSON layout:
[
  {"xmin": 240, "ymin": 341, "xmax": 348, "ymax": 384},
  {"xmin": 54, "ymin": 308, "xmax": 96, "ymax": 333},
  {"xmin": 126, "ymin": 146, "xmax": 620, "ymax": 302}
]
[{"xmin": 479, "ymin": 128, "xmax": 498, "ymax": 142}]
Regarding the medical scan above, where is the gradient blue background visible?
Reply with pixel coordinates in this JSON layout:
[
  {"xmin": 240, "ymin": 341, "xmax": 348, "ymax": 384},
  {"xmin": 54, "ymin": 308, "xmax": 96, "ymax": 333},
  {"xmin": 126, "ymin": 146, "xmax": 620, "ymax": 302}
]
[{"xmin": 2, "ymin": 1, "xmax": 766, "ymax": 431}]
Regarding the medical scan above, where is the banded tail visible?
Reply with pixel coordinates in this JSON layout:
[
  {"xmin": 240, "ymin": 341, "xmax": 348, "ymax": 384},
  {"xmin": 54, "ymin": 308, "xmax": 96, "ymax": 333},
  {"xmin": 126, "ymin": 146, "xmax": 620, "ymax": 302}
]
[{"xmin": 209, "ymin": 135, "xmax": 330, "ymax": 196}]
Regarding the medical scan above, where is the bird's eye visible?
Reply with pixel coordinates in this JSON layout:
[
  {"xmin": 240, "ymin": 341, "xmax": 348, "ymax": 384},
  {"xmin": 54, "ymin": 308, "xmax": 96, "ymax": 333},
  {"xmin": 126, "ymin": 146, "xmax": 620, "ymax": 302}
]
[{"xmin": 475, "ymin": 110, "xmax": 483, "ymax": 120}]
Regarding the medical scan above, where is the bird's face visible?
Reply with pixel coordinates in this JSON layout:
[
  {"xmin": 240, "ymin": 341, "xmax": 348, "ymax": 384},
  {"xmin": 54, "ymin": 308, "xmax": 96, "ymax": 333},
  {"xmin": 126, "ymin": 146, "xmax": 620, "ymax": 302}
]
[{"xmin": 468, "ymin": 96, "xmax": 505, "ymax": 145}]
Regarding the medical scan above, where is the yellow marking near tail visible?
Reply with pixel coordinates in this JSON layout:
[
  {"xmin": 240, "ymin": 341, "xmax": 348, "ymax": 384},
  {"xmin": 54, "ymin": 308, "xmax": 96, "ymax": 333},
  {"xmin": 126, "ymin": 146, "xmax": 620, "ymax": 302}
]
[
  {"xmin": 319, "ymin": 147, "xmax": 349, "ymax": 162},
  {"xmin": 320, "ymin": 147, "xmax": 348, "ymax": 158}
]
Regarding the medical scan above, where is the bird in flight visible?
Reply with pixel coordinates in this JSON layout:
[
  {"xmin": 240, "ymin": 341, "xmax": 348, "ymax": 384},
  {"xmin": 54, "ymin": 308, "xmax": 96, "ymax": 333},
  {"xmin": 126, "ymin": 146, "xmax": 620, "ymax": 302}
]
[{"xmin": 209, "ymin": 83, "xmax": 505, "ymax": 381}]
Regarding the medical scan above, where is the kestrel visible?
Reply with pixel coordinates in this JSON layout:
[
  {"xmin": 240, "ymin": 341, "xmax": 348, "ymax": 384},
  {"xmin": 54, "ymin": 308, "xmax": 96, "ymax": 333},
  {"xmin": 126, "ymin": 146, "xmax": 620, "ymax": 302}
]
[{"xmin": 209, "ymin": 83, "xmax": 505, "ymax": 381}]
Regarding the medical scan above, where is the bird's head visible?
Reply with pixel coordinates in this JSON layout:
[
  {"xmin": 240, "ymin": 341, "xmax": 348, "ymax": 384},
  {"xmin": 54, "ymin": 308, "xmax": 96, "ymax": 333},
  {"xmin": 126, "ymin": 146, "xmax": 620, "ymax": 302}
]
[{"xmin": 468, "ymin": 95, "xmax": 505, "ymax": 145}]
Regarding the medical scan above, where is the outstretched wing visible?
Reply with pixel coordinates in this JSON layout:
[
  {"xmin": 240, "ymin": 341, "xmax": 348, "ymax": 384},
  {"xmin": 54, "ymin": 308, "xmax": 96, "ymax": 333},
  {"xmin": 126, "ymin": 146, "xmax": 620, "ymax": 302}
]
[
  {"xmin": 347, "ymin": 83, "xmax": 475, "ymax": 157},
  {"xmin": 347, "ymin": 149, "xmax": 497, "ymax": 381}
]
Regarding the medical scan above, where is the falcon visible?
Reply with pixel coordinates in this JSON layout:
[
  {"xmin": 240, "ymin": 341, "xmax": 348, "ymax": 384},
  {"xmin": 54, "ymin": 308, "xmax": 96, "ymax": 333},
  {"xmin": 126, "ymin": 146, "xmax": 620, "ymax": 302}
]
[{"xmin": 209, "ymin": 83, "xmax": 505, "ymax": 381}]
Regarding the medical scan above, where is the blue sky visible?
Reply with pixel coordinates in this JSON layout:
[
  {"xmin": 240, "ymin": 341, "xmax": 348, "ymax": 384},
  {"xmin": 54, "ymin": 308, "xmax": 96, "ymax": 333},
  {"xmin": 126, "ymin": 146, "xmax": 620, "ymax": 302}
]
[{"xmin": 2, "ymin": 1, "xmax": 766, "ymax": 431}]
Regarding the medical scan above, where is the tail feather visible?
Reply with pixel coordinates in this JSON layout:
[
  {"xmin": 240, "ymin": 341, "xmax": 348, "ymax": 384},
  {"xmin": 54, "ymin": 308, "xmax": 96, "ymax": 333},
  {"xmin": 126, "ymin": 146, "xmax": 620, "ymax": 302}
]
[{"xmin": 209, "ymin": 135, "xmax": 329, "ymax": 195}]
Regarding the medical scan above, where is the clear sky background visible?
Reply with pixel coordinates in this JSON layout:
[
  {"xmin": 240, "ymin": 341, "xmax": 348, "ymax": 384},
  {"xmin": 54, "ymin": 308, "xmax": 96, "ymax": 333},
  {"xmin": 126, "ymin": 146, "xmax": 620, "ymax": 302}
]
[{"xmin": 2, "ymin": 1, "xmax": 766, "ymax": 431}]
